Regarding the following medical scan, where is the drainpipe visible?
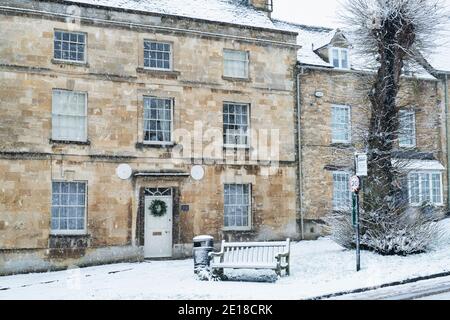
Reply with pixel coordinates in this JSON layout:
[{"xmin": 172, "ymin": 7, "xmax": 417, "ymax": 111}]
[
  {"xmin": 296, "ymin": 66, "xmax": 305, "ymax": 239},
  {"xmin": 444, "ymin": 74, "xmax": 450, "ymax": 210}
]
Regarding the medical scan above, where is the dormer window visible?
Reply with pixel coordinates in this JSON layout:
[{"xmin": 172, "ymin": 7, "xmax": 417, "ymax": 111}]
[{"xmin": 330, "ymin": 47, "xmax": 349, "ymax": 69}]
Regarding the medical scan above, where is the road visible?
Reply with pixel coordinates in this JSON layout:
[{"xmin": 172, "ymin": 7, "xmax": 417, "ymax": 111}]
[{"xmin": 327, "ymin": 275, "xmax": 450, "ymax": 300}]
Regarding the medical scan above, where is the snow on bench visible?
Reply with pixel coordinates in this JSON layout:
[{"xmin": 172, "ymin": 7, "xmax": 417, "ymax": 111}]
[{"xmin": 208, "ymin": 239, "xmax": 290, "ymax": 277}]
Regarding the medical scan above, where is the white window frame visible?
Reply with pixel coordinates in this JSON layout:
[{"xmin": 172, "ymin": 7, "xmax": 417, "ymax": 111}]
[
  {"xmin": 223, "ymin": 184, "xmax": 252, "ymax": 231},
  {"xmin": 330, "ymin": 47, "xmax": 350, "ymax": 69},
  {"xmin": 223, "ymin": 102, "xmax": 251, "ymax": 148},
  {"xmin": 53, "ymin": 30, "xmax": 87, "ymax": 63},
  {"xmin": 143, "ymin": 96, "xmax": 174, "ymax": 145},
  {"xmin": 50, "ymin": 180, "xmax": 87, "ymax": 235},
  {"xmin": 332, "ymin": 171, "xmax": 352, "ymax": 211},
  {"xmin": 52, "ymin": 89, "xmax": 88, "ymax": 142},
  {"xmin": 223, "ymin": 49, "xmax": 249, "ymax": 79},
  {"xmin": 399, "ymin": 110, "xmax": 416, "ymax": 148},
  {"xmin": 407, "ymin": 171, "xmax": 443, "ymax": 206},
  {"xmin": 143, "ymin": 40, "xmax": 173, "ymax": 71},
  {"xmin": 331, "ymin": 104, "xmax": 351, "ymax": 144}
]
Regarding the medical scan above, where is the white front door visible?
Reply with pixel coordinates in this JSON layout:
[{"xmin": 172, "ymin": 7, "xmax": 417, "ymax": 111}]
[{"xmin": 144, "ymin": 195, "xmax": 173, "ymax": 258}]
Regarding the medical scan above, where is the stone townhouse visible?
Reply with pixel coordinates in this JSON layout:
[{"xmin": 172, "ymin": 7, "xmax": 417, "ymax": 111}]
[
  {"xmin": 1, "ymin": 0, "xmax": 449, "ymax": 275},
  {"xmin": 274, "ymin": 20, "xmax": 450, "ymax": 239},
  {"xmin": 0, "ymin": 0, "xmax": 300, "ymax": 274}
]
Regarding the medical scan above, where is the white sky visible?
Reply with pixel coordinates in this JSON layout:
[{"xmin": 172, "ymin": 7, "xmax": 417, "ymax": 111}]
[
  {"xmin": 272, "ymin": 0, "xmax": 343, "ymax": 27},
  {"xmin": 272, "ymin": 0, "xmax": 450, "ymax": 28}
]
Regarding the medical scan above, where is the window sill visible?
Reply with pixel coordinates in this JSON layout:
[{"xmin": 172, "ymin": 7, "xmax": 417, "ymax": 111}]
[
  {"xmin": 222, "ymin": 76, "xmax": 252, "ymax": 82},
  {"xmin": 330, "ymin": 142, "xmax": 352, "ymax": 148},
  {"xmin": 51, "ymin": 59, "xmax": 89, "ymax": 67},
  {"xmin": 136, "ymin": 67, "xmax": 180, "ymax": 79},
  {"xmin": 49, "ymin": 232, "xmax": 89, "ymax": 237},
  {"xmin": 223, "ymin": 145, "xmax": 251, "ymax": 150},
  {"xmin": 50, "ymin": 139, "xmax": 91, "ymax": 146},
  {"xmin": 136, "ymin": 142, "xmax": 176, "ymax": 149},
  {"xmin": 332, "ymin": 208, "xmax": 351, "ymax": 212},
  {"xmin": 222, "ymin": 228, "xmax": 252, "ymax": 232},
  {"xmin": 332, "ymin": 67, "xmax": 351, "ymax": 71},
  {"xmin": 409, "ymin": 203, "xmax": 444, "ymax": 208}
]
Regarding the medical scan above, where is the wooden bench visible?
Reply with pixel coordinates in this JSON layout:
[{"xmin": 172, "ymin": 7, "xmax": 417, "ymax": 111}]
[{"xmin": 208, "ymin": 239, "xmax": 290, "ymax": 278}]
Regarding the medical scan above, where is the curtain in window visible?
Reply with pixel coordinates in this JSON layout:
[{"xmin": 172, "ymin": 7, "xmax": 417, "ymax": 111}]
[
  {"xmin": 224, "ymin": 50, "xmax": 248, "ymax": 78},
  {"xmin": 332, "ymin": 106, "xmax": 350, "ymax": 143},
  {"xmin": 223, "ymin": 103, "xmax": 249, "ymax": 146},
  {"xmin": 408, "ymin": 172, "xmax": 442, "ymax": 205},
  {"xmin": 144, "ymin": 97, "xmax": 172, "ymax": 142},
  {"xmin": 399, "ymin": 111, "xmax": 416, "ymax": 147},
  {"xmin": 333, "ymin": 172, "xmax": 350, "ymax": 210},
  {"xmin": 52, "ymin": 90, "xmax": 86, "ymax": 141},
  {"xmin": 224, "ymin": 184, "xmax": 250, "ymax": 228},
  {"xmin": 51, "ymin": 181, "xmax": 86, "ymax": 232}
]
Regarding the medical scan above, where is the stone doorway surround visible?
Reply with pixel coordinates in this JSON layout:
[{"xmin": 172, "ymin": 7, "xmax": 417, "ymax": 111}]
[{"xmin": 134, "ymin": 171, "xmax": 188, "ymax": 259}]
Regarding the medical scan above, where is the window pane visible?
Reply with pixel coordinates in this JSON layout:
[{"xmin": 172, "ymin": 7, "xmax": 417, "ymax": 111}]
[
  {"xmin": 143, "ymin": 97, "xmax": 172, "ymax": 143},
  {"xmin": 409, "ymin": 173, "xmax": 420, "ymax": 204},
  {"xmin": 51, "ymin": 219, "xmax": 59, "ymax": 230},
  {"xmin": 52, "ymin": 194, "xmax": 60, "ymax": 205},
  {"xmin": 399, "ymin": 111, "xmax": 416, "ymax": 147},
  {"xmin": 51, "ymin": 181, "xmax": 86, "ymax": 232},
  {"xmin": 224, "ymin": 50, "xmax": 248, "ymax": 78},
  {"xmin": 52, "ymin": 90, "xmax": 87, "ymax": 141},
  {"xmin": 54, "ymin": 31, "xmax": 85, "ymax": 62},
  {"xmin": 223, "ymin": 103, "xmax": 249, "ymax": 146},
  {"xmin": 332, "ymin": 49, "xmax": 340, "ymax": 67},
  {"xmin": 432, "ymin": 173, "xmax": 442, "ymax": 204},
  {"xmin": 144, "ymin": 41, "xmax": 171, "ymax": 70},
  {"xmin": 341, "ymin": 50, "xmax": 349, "ymax": 69},
  {"xmin": 333, "ymin": 172, "xmax": 350, "ymax": 210},
  {"xmin": 420, "ymin": 173, "xmax": 430, "ymax": 203},
  {"xmin": 224, "ymin": 184, "xmax": 250, "ymax": 228},
  {"xmin": 62, "ymin": 182, "xmax": 70, "ymax": 193},
  {"xmin": 77, "ymin": 219, "xmax": 85, "ymax": 230},
  {"xmin": 332, "ymin": 106, "xmax": 350, "ymax": 143}
]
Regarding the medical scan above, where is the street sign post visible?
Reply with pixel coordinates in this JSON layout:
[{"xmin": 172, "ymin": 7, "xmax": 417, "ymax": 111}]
[
  {"xmin": 350, "ymin": 175, "xmax": 361, "ymax": 272},
  {"xmin": 352, "ymin": 193, "xmax": 357, "ymax": 227},
  {"xmin": 353, "ymin": 152, "xmax": 366, "ymax": 272}
]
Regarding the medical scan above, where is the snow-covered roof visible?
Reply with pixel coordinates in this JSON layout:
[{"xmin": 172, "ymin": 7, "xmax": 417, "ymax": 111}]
[
  {"xmin": 392, "ymin": 159, "xmax": 445, "ymax": 171},
  {"xmin": 272, "ymin": 19, "xmax": 437, "ymax": 80},
  {"xmin": 272, "ymin": 20, "xmax": 334, "ymax": 67},
  {"xmin": 58, "ymin": 0, "xmax": 289, "ymax": 32},
  {"xmin": 422, "ymin": 31, "xmax": 450, "ymax": 73}
]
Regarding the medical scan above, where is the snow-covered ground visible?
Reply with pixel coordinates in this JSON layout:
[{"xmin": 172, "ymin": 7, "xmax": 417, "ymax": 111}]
[
  {"xmin": 1, "ymin": 219, "xmax": 450, "ymax": 300},
  {"xmin": 329, "ymin": 275, "xmax": 450, "ymax": 300}
]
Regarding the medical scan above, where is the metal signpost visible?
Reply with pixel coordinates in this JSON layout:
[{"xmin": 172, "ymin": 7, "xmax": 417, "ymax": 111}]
[
  {"xmin": 350, "ymin": 175, "xmax": 361, "ymax": 272},
  {"xmin": 352, "ymin": 152, "xmax": 367, "ymax": 272}
]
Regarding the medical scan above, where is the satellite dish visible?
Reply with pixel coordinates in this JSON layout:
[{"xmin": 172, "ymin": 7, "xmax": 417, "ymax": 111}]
[
  {"xmin": 116, "ymin": 164, "xmax": 132, "ymax": 180},
  {"xmin": 190, "ymin": 165, "xmax": 204, "ymax": 181}
]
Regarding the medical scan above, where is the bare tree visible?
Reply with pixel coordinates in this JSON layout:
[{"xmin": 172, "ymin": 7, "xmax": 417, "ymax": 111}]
[{"xmin": 326, "ymin": 0, "xmax": 447, "ymax": 255}]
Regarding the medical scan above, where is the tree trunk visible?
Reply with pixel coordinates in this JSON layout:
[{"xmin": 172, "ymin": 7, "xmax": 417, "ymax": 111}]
[{"xmin": 364, "ymin": 13, "xmax": 416, "ymax": 216}]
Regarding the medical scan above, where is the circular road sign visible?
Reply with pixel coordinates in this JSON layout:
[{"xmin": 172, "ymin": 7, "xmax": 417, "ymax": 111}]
[{"xmin": 350, "ymin": 175, "xmax": 360, "ymax": 193}]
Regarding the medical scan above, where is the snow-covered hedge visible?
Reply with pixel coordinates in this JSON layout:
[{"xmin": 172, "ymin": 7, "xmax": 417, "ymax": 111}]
[{"xmin": 325, "ymin": 206, "xmax": 443, "ymax": 255}]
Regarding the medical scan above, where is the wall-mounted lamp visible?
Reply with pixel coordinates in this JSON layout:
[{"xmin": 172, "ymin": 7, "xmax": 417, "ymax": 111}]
[{"xmin": 315, "ymin": 91, "xmax": 324, "ymax": 98}]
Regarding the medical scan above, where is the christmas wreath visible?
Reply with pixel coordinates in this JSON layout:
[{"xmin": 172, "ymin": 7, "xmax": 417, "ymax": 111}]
[{"xmin": 149, "ymin": 199, "xmax": 167, "ymax": 217}]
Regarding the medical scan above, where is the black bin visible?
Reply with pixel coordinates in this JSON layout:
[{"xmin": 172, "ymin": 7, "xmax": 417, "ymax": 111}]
[{"xmin": 193, "ymin": 235, "xmax": 214, "ymax": 274}]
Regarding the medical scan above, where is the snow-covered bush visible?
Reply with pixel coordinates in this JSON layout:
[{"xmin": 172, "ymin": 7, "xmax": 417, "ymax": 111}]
[
  {"xmin": 194, "ymin": 267, "xmax": 227, "ymax": 281},
  {"xmin": 325, "ymin": 206, "xmax": 443, "ymax": 255}
]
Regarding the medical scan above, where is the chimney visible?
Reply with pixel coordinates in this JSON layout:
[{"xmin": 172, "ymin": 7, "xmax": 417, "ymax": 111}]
[{"xmin": 248, "ymin": 0, "xmax": 273, "ymax": 16}]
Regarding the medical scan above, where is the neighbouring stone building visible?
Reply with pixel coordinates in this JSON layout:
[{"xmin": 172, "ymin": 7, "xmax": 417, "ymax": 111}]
[
  {"xmin": 274, "ymin": 20, "xmax": 450, "ymax": 239},
  {"xmin": 0, "ymin": 0, "xmax": 300, "ymax": 274},
  {"xmin": 1, "ymin": 0, "xmax": 449, "ymax": 275}
]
